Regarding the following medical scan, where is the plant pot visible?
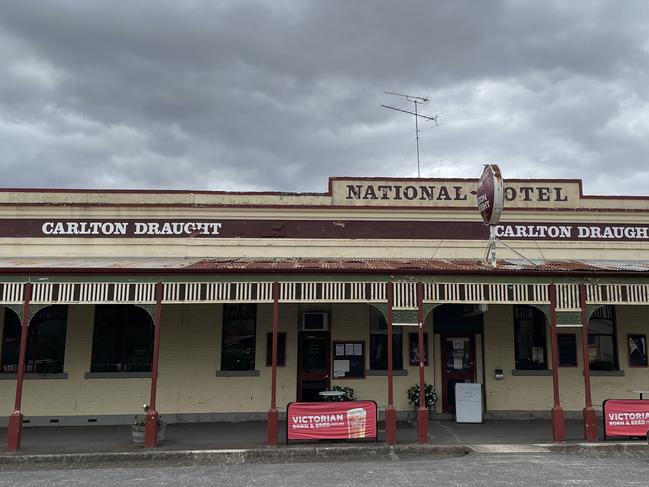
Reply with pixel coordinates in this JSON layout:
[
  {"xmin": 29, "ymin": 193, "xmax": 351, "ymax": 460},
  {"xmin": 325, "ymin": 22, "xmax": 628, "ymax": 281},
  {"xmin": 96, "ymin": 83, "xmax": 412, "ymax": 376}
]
[{"xmin": 131, "ymin": 423, "xmax": 166, "ymax": 445}]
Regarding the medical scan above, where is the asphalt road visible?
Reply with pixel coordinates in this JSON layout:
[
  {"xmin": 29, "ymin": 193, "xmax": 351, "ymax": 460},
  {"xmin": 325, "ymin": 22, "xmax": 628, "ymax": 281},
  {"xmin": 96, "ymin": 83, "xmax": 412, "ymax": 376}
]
[{"xmin": 2, "ymin": 453, "xmax": 649, "ymax": 487}]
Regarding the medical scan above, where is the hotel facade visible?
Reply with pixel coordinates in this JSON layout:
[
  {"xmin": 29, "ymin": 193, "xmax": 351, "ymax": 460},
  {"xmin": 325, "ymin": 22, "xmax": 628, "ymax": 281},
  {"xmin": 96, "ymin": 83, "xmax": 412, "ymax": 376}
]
[{"xmin": 1, "ymin": 176, "xmax": 649, "ymax": 448}]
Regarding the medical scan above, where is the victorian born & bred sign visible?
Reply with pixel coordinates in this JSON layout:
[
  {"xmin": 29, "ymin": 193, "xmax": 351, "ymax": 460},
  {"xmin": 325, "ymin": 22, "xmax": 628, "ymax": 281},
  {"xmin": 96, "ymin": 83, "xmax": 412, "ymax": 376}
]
[{"xmin": 286, "ymin": 400, "xmax": 377, "ymax": 441}]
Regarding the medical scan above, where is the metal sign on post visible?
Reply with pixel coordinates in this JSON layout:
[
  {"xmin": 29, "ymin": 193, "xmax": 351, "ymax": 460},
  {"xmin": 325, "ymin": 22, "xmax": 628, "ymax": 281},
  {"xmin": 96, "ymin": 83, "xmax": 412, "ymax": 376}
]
[
  {"xmin": 478, "ymin": 164, "xmax": 504, "ymax": 267},
  {"xmin": 478, "ymin": 164, "xmax": 536, "ymax": 267}
]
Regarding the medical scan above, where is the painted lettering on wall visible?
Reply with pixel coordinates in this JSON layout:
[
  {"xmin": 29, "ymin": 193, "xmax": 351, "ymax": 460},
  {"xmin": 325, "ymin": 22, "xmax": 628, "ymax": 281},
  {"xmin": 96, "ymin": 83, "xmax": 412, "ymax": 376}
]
[
  {"xmin": 345, "ymin": 184, "xmax": 568, "ymax": 203},
  {"xmin": 495, "ymin": 224, "xmax": 649, "ymax": 240},
  {"xmin": 41, "ymin": 221, "xmax": 222, "ymax": 237}
]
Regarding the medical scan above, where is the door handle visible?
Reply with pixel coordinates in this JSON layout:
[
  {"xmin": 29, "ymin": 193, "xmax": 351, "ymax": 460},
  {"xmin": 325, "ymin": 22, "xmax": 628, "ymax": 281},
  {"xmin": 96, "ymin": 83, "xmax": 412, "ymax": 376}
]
[{"xmin": 324, "ymin": 375, "xmax": 329, "ymax": 379}]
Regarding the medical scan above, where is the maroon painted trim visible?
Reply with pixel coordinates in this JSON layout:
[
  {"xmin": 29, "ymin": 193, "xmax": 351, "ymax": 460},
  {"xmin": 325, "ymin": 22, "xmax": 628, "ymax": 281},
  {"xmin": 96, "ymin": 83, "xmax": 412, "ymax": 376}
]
[
  {"xmin": 1, "ymin": 203, "xmax": 649, "ymax": 214},
  {"xmin": 0, "ymin": 267, "xmax": 648, "ymax": 278},
  {"xmin": 579, "ymin": 285, "xmax": 593, "ymax": 409},
  {"xmin": 549, "ymin": 285, "xmax": 562, "ymax": 406},
  {"xmin": 148, "ymin": 282, "xmax": 163, "ymax": 411},
  {"xmin": 13, "ymin": 283, "xmax": 32, "ymax": 411},
  {"xmin": 270, "ymin": 282, "xmax": 280, "ymax": 409},
  {"xmin": 386, "ymin": 282, "xmax": 394, "ymax": 407},
  {"xmin": 416, "ymin": 283, "xmax": 425, "ymax": 409}
]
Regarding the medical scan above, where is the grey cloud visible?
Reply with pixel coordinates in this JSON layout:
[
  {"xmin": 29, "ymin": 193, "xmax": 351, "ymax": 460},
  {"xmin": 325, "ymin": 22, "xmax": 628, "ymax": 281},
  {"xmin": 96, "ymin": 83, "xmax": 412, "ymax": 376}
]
[{"xmin": 0, "ymin": 0, "xmax": 648, "ymax": 194}]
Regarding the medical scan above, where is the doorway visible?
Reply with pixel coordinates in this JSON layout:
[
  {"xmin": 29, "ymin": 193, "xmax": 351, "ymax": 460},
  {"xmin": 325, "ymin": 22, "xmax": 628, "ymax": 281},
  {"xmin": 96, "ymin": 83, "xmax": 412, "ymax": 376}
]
[
  {"xmin": 297, "ymin": 331, "xmax": 330, "ymax": 401},
  {"xmin": 441, "ymin": 334, "xmax": 476, "ymax": 413}
]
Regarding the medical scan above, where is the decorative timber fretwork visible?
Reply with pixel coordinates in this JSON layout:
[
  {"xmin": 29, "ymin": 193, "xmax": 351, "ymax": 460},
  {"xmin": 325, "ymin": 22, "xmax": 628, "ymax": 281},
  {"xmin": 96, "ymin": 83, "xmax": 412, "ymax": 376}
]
[
  {"xmin": 280, "ymin": 282, "xmax": 385, "ymax": 303},
  {"xmin": 0, "ymin": 281, "xmax": 648, "ymax": 309},
  {"xmin": 0, "ymin": 283, "xmax": 24, "ymax": 304},
  {"xmin": 556, "ymin": 284, "xmax": 579, "ymax": 311},
  {"xmin": 30, "ymin": 282, "xmax": 156, "ymax": 304},
  {"xmin": 163, "ymin": 282, "xmax": 273, "ymax": 303},
  {"xmin": 586, "ymin": 284, "xmax": 649, "ymax": 305},
  {"xmin": 423, "ymin": 283, "xmax": 549, "ymax": 306}
]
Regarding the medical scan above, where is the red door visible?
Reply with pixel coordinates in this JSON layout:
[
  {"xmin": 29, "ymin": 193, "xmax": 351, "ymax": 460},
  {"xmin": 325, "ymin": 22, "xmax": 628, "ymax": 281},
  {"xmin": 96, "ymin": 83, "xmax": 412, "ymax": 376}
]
[
  {"xmin": 441, "ymin": 335, "xmax": 476, "ymax": 413},
  {"xmin": 297, "ymin": 332, "xmax": 330, "ymax": 401}
]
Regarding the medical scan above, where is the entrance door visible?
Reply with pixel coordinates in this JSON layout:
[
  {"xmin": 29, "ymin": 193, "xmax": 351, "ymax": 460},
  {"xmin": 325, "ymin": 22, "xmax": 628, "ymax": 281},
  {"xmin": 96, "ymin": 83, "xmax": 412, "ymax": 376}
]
[
  {"xmin": 297, "ymin": 332, "xmax": 330, "ymax": 401},
  {"xmin": 441, "ymin": 335, "xmax": 476, "ymax": 413}
]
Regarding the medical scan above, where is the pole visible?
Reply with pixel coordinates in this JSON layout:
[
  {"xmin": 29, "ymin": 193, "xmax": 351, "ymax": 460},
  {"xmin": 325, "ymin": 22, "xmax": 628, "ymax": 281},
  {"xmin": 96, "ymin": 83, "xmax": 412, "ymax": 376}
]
[
  {"xmin": 7, "ymin": 282, "xmax": 33, "ymax": 451},
  {"xmin": 548, "ymin": 284, "xmax": 565, "ymax": 441},
  {"xmin": 579, "ymin": 284, "xmax": 597, "ymax": 442},
  {"xmin": 144, "ymin": 282, "xmax": 163, "ymax": 448},
  {"xmin": 266, "ymin": 282, "xmax": 280, "ymax": 445},
  {"xmin": 385, "ymin": 282, "xmax": 397, "ymax": 445},
  {"xmin": 414, "ymin": 101, "xmax": 420, "ymax": 178},
  {"xmin": 416, "ymin": 282, "xmax": 428, "ymax": 443}
]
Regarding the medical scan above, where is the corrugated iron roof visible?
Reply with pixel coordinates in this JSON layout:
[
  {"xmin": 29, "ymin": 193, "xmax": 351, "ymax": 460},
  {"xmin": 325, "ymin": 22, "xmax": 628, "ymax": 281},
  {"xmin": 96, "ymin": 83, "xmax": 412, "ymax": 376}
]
[{"xmin": 0, "ymin": 257, "xmax": 649, "ymax": 275}]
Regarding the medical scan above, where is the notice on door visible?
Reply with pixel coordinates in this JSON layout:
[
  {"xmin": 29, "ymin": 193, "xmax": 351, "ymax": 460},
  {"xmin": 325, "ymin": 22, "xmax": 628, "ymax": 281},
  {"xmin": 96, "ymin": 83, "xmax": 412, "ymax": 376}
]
[
  {"xmin": 287, "ymin": 401, "xmax": 377, "ymax": 441},
  {"xmin": 603, "ymin": 399, "xmax": 649, "ymax": 438}
]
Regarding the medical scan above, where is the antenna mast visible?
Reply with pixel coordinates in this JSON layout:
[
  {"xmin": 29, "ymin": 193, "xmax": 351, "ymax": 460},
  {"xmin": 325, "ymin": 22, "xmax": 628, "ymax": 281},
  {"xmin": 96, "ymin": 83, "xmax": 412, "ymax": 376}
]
[{"xmin": 381, "ymin": 91, "xmax": 439, "ymax": 178}]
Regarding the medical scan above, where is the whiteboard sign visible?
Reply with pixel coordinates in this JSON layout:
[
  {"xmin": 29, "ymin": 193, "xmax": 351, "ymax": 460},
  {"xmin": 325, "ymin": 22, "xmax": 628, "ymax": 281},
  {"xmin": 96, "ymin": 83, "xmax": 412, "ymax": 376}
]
[{"xmin": 455, "ymin": 383, "xmax": 482, "ymax": 423}]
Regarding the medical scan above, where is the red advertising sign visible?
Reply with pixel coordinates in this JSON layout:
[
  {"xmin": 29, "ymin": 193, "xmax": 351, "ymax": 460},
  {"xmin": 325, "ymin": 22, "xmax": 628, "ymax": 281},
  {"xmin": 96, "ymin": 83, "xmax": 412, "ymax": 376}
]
[
  {"xmin": 287, "ymin": 401, "xmax": 377, "ymax": 441},
  {"xmin": 477, "ymin": 164, "xmax": 504, "ymax": 226},
  {"xmin": 603, "ymin": 399, "xmax": 649, "ymax": 438}
]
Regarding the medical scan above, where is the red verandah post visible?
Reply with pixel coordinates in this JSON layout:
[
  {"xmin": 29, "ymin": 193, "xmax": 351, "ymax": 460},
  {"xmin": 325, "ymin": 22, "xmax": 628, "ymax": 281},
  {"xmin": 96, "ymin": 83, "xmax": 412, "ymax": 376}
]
[
  {"xmin": 144, "ymin": 282, "xmax": 164, "ymax": 448},
  {"xmin": 579, "ymin": 284, "xmax": 597, "ymax": 442},
  {"xmin": 385, "ymin": 282, "xmax": 397, "ymax": 445},
  {"xmin": 416, "ymin": 282, "xmax": 428, "ymax": 444},
  {"xmin": 7, "ymin": 282, "xmax": 33, "ymax": 451},
  {"xmin": 548, "ymin": 284, "xmax": 566, "ymax": 442},
  {"xmin": 266, "ymin": 282, "xmax": 280, "ymax": 446}
]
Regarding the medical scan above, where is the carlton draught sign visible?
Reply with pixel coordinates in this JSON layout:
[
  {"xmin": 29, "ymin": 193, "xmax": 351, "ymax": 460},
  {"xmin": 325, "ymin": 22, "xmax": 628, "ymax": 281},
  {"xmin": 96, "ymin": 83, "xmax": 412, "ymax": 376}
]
[
  {"xmin": 477, "ymin": 164, "xmax": 504, "ymax": 226},
  {"xmin": 286, "ymin": 401, "xmax": 377, "ymax": 441}
]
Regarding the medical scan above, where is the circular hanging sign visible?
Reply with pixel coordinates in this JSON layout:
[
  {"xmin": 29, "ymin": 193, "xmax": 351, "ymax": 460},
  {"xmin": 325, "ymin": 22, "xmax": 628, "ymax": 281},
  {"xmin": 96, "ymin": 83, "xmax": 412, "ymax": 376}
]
[{"xmin": 477, "ymin": 164, "xmax": 504, "ymax": 226}]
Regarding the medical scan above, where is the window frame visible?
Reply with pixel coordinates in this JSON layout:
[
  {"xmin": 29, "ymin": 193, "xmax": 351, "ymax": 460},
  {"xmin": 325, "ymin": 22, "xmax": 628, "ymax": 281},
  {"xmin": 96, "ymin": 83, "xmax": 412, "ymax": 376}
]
[
  {"xmin": 1, "ymin": 305, "xmax": 68, "ymax": 374},
  {"xmin": 557, "ymin": 333, "xmax": 578, "ymax": 367},
  {"xmin": 587, "ymin": 305, "xmax": 619, "ymax": 371},
  {"xmin": 265, "ymin": 332, "xmax": 286, "ymax": 367},
  {"xmin": 627, "ymin": 334, "xmax": 647, "ymax": 368},
  {"xmin": 90, "ymin": 305, "xmax": 154, "ymax": 373},
  {"xmin": 513, "ymin": 305, "xmax": 548, "ymax": 371},
  {"xmin": 369, "ymin": 313, "xmax": 404, "ymax": 371},
  {"xmin": 220, "ymin": 304, "xmax": 257, "ymax": 372}
]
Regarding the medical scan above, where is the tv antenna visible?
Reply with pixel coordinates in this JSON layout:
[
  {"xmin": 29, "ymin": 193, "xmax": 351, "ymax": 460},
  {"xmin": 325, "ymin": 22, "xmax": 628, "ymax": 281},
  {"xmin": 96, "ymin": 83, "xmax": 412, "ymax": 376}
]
[{"xmin": 381, "ymin": 90, "xmax": 439, "ymax": 178}]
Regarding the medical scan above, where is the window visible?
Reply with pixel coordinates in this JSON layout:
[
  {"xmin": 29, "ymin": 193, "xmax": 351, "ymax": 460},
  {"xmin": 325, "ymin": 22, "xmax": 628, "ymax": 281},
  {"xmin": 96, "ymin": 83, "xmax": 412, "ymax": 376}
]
[
  {"xmin": 1, "ymin": 305, "xmax": 68, "ymax": 374},
  {"xmin": 408, "ymin": 332, "xmax": 429, "ymax": 366},
  {"xmin": 513, "ymin": 305, "xmax": 547, "ymax": 370},
  {"xmin": 265, "ymin": 332, "xmax": 286, "ymax": 366},
  {"xmin": 221, "ymin": 304, "xmax": 256, "ymax": 371},
  {"xmin": 557, "ymin": 334, "xmax": 577, "ymax": 367},
  {"xmin": 369, "ymin": 310, "xmax": 403, "ymax": 370},
  {"xmin": 627, "ymin": 334, "xmax": 647, "ymax": 367},
  {"xmin": 91, "ymin": 305, "xmax": 153, "ymax": 373},
  {"xmin": 588, "ymin": 306, "xmax": 618, "ymax": 371}
]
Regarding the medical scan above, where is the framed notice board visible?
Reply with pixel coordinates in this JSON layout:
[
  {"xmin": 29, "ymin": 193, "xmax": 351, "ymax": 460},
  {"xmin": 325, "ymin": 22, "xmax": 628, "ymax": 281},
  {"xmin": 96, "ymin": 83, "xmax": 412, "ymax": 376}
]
[{"xmin": 333, "ymin": 341, "xmax": 365, "ymax": 378}]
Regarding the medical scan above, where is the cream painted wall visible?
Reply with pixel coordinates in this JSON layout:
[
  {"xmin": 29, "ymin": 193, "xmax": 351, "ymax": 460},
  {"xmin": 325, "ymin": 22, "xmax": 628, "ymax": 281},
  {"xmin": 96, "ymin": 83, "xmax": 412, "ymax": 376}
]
[
  {"xmin": 483, "ymin": 304, "xmax": 649, "ymax": 411},
  {"xmin": 0, "ymin": 303, "xmax": 647, "ymax": 418}
]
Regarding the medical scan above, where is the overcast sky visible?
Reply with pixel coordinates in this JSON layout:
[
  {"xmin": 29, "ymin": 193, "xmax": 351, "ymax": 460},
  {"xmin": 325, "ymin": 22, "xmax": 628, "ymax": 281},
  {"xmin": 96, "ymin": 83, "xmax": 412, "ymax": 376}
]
[{"xmin": 1, "ymin": 0, "xmax": 648, "ymax": 195}]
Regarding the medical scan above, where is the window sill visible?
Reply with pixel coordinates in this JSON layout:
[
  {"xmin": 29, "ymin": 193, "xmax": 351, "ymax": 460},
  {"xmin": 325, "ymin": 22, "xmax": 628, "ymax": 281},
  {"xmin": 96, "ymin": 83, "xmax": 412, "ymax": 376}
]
[
  {"xmin": 0, "ymin": 373, "xmax": 68, "ymax": 380},
  {"xmin": 511, "ymin": 369, "xmax": 552, "ymax": 376},
  {"xmin": 365, "ymin": 370, "xmax": 409, "ymax": 376},
  {"xmin": 84, "ymin": 372, "xmax": 151, "ymax": 379},
  {"xmin": 215, "ymin": 370, "xmax": 260, "ymax": 377},
  {"xmin": 587, "ymin": 370, "xmax": 625, "ymax": 377}
]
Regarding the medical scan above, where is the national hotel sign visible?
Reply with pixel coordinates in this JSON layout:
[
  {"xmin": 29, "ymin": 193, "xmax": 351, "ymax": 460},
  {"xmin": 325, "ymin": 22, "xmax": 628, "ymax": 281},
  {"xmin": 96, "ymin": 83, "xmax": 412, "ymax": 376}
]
[{"xmin": 331, "ymin": 178, "xmax": 575, "ymax": 207}]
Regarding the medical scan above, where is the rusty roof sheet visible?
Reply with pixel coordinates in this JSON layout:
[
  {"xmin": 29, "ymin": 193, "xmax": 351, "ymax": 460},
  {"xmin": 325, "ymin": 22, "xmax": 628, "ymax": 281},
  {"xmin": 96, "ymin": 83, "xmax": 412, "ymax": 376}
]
[{"xmin": 0, "ymin": 257, "xmax": 648, "ymax": 275}]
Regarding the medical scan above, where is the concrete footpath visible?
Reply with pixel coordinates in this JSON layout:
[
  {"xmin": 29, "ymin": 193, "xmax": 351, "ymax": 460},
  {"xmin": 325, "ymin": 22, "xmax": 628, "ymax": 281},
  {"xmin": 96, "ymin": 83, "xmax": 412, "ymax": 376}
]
[{"xmin": 1, "ymin": 420, "xmax": 648, "ymax": 469}]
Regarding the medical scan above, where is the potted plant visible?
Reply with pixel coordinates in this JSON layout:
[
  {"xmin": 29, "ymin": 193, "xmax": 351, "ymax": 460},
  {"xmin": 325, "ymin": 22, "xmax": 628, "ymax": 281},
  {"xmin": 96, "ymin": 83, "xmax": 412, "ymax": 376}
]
[
  {"xmin": 132, "ymin": 404, "xmax": 166, "ymax": 445},
  {"xmin": 330, "ymin": 385, "xmax": 356, "ymax": 401},
  {"xmin": 407, "ymin": 383, "xmax": 438, "ymax": 417}
]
